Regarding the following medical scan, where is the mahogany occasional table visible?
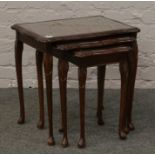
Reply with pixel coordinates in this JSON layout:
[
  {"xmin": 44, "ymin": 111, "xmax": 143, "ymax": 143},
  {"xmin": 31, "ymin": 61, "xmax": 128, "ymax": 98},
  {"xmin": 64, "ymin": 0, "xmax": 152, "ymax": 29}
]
[{"xmin": 12, "ymin": 16, "xmax": 140, "ymax": 148}]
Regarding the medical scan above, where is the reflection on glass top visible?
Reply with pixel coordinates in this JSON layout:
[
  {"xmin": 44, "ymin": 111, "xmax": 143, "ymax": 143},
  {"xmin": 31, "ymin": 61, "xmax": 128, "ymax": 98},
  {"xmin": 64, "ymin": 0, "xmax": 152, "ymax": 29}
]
[{"xmin": 13, "ymin": 16, "xmax": 139, "ymax": 40}]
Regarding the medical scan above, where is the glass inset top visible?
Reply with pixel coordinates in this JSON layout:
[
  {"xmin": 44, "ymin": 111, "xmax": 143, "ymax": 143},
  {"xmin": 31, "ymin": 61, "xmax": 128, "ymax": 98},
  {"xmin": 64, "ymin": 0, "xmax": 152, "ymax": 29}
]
[{"xmin": 12, "ymin": 16, "xmax": 140, "ymax": 42}]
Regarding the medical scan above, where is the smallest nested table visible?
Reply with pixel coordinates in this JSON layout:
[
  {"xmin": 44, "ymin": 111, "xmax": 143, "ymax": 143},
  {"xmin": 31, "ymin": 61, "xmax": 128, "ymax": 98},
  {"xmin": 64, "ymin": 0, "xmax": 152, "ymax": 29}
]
[{"xmin": 12, "ymin": 16, "xmax": 140, "ymax": 148}]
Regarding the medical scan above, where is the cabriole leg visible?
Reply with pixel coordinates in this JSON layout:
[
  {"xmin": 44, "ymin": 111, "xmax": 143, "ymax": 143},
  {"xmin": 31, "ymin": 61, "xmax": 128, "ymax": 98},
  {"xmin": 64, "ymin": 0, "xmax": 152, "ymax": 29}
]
[
  {"xmin": 78, "ymin": 67, "xmax": 87, "ymax": 148},
  {"xmin": 44, "ymin": 53, "xmax": 55, "ymax": 146},
  {"xmin": 126, "ymin": 41, "xmax": 138, "ymax": 131},
  {"xmin": 119, "ymin": 60, "xmax": 129, "ymax": 140},
  {"xmin": 97, "ymin": 65, "xmax": 106, "ymax": 125},
  {"xmin": 15, "ymin": 39, "xmax": 25, "ymax": 124},
  {"xmin": 36, "ymin": 51, "xmax": 44, "ymax": 129},
  {"xmin": 58, "ymin": 59, "xmax": 69, "ymax": 147}
]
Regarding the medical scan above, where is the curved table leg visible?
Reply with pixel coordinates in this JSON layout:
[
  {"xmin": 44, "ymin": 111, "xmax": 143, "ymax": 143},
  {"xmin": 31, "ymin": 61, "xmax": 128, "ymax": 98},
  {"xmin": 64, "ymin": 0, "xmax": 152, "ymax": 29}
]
[
  {"xmin": 44, "ymin": 53, "xmax": 55, "ymax": 146},
  {"xmin": 58, "ymin": 59, "xmax": 69, "ymax": 147},
  {"xmin": 97, "ymin": 65, "xmax": 106, "ymax": 125},
  {"xmin": 126, "ymin": 41, "xmax": 138, "ymax": 131},
  {"xmin": 15, "ymin": 39, "xmax": 25, "ymax": 124},
  {"xmin": 78, "ymin": 67, "xmax": 87, "ymax": 148},
  {"xmin": 36, "ymin": 51, "xmax": 44, "ymax": 129},
  {"xmin": 119, "ymin": 59, "xmax": 129, "ymax": 140}
]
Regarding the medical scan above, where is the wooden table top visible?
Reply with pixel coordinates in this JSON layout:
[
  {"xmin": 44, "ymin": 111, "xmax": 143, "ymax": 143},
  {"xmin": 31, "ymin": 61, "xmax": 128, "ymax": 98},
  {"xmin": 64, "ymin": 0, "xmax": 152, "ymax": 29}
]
[{"xmin": 12, "ymin": 16, "xmax": 140, "ymax": 43}]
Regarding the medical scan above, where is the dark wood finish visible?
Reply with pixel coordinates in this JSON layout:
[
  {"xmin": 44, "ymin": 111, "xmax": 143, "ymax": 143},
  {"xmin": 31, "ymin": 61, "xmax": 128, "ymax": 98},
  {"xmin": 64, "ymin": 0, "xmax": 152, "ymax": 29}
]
[
  {"xmin": 126, "ymin": 40, "xmax": 138, "ymax": 131},
  {"xmin": 54, "ymin": 46, "xmax": 132, "ymax": 67},
  {"xmin": 97, "ymin": 65, "xmax": 106, "ymax": 125},
  {"xmin": 12, "ymin": 16, "xmax": 140, "ymax": 148},
  {"xmin": 55, "ymin": 36, "xmax": 135, "ymax": 51},
  {"xmin": 44, "ymin": 53, "xmax": 55, "ymax": 146},
  {"xmin": 58, "ymin": 59, "xmax": 69, "ymax": 147},
  {"xmin": 12, "ymin": 16, "xmax": 139, "ymax": 43},
  {"xmin": 78, "ymin": 67, "xmax": 87, "ymax": 148},
  {"xmin": 36, "ymin": 51, "xmax": 44, "ymax": 129},
  {"xmin": 15, "ymin": 37, "xmax": 25, "ymax": 124},
  {"xmin": 119, "ymin": 59, "xmax": 129, "ymax": 139},
  {"xmin": 15, "ymin": 37, "xmax": 46, "ymax": 127}
]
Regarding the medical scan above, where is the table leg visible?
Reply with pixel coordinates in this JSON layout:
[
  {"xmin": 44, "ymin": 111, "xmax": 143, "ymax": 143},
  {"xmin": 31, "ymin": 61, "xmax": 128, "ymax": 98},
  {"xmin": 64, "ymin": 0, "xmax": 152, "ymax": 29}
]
[
  {"xmin": 126, "ymin": 41, "xmax": 138, "ymax": 131},
  {"xmin": 119, "ymin": 60, "xmax": 129, "ymax": 140},
  {"xmin": 78, "ymin": 67, "xmax": 87, "ymax": 148},
  {"xmin": 15, "ymin": 39, "xmax": 25, "ymax": 124},
  {"xmin": 44, "ymin": 53, "xmax": 55, "ymax": 146},
  {"xmin": 58, "ymin": 59, "xmax": 69, "ymax": 147},
  {"xmin": 36, "ymin": 51, "xmax": 44, "ymax": 129},
  {"xmin": 97, "ymin": 65, "xmax": 106, "ymax": 125}
]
